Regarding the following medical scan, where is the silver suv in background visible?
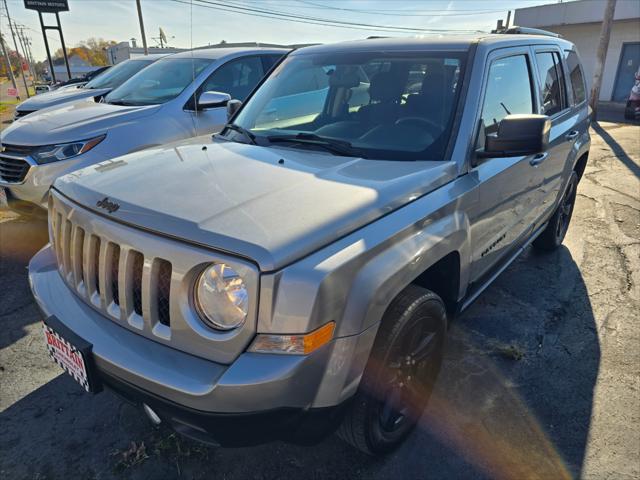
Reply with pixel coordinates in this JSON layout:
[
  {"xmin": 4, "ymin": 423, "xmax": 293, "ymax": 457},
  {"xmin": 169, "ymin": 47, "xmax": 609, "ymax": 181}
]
[
  {"xmin": 13, "ymin": 56, "xmax": 166, "ymax": 119},
  {"xmin": 0, "ymin": 47, "xmax": 287, "ymax": 214},
  {"xmin": 30, "ymin": 33, "xmax": 590, "ymax": 454}
]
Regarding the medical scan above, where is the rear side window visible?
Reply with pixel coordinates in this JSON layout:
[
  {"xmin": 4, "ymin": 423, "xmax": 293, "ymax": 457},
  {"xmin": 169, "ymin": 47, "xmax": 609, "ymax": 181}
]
[
  {"xmin": 535, "ymin": 52, "xmax": 566, "ymax": 116},
  {"xmin": 480, "ymin": 54, "xmax": 534, "ymax": 135},
  {"xmin": 564, "ymin": 50, "xmax": 587, "ymax": 104}
]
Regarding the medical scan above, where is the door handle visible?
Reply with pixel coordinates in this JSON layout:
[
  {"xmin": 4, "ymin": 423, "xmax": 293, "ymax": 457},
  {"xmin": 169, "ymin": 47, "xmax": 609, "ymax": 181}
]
[
  {"xmin": 529, "ymin": 152, "xmax": 548, "ymax": 166},
  {"xmin": 565, "ymin": 130, "xmax": 579, "ymax": 141}
]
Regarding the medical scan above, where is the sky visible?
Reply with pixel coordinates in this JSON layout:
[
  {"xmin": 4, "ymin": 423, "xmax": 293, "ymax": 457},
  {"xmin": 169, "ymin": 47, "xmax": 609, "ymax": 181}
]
[{"xmin": 2, "ymin": 0, "xmax": 554, "ymax": 62}]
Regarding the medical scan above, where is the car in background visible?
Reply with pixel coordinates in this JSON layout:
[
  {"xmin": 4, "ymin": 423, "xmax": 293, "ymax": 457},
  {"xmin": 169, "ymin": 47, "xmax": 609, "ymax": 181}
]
[
  {"xmin": 13, "ymin": 57, "xmax": 165, "ymax": 120},
  {"xmin": 52, "ymin": 66, "xmax": 111, "ymax": 89},
  {"xmin": 34, "ymin": 84, "xmax": 51, "ymax": 95},
  {"xmin": 0, "ymin": 47, "xmax": 287, "ymax": 214},
  {"xmin": 624, "ymin": 67, "xmax": 640, "ymax": 120}
]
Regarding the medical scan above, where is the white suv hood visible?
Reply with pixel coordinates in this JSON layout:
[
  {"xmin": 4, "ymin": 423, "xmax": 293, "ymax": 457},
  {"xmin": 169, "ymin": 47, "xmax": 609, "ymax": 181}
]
[
  {"xmin": 1, "ymin": 101, "xmax": 160, "ymax": 146},
  {"xmin": 15, "ymin": 86, "xmax": 110, "ymax": 113},
  {"xmin": 54, "ymin": 140, "xmax": 456, "ymax": 271}
]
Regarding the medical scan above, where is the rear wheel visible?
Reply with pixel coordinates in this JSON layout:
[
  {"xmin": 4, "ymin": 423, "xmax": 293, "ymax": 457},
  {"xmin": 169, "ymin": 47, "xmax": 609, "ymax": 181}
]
[
  {"xmin": 337, "ymin": 285, "xmax": 447, "ymax": 455},
  {"xmin": 533, "ymin": 171, "xmax": 578, "ymax": 252}
]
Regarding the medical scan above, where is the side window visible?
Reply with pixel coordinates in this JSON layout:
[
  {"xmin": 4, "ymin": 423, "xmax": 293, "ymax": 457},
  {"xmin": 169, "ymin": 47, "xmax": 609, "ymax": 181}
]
[
  {"xmin": 262, "ymin": 54, "xmax": 284, "ymax": 74},
  {"xmin": 564, "ymin": 50, "xmax": 586, "ymax": 104},
  {"xmin": 201, "ymin": 56, "xmax": 264, "ymax": 101},
  {"xmin": 480, "ymin": 55, "xmax": 534, "ymax": 136},
  {"xmin": 535, "ymin": 52, "xmax": 566, "ymax": 116}
]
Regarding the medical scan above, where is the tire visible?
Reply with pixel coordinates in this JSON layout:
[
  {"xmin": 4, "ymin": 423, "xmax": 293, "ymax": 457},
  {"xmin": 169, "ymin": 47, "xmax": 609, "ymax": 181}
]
[
  {"xmin": 337, "ymin": 284, "xmax": 447, "ymax": 455},
  {"xmin": 533, "ymin": 171, "xmax": 578, "ymax": 252}
]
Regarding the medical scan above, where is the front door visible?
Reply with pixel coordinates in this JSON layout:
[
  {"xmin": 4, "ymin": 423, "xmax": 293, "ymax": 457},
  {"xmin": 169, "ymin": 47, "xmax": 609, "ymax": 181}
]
[{"xmin": 468, "ymin": 49, "xmax": 542, "ymax": 283}]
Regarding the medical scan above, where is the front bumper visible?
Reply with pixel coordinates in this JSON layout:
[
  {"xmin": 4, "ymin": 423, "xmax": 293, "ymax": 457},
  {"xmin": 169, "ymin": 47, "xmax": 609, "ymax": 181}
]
[
  {"xmin": 101, "ymin": 370, "xmax": 350, "ymax": 446},
  {"xmin": 0, "ymin": 154, "xmax": 93, "ymax": 211},
  {"xmin": 29, "ymin": 245, "xmax": 376, "ymax": 441}
]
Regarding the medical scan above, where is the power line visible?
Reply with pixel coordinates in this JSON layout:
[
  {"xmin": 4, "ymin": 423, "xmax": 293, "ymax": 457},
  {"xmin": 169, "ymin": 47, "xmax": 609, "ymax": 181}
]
[
  {"xmin": 196, "ymin": 0, "xmax": 484, "ymax": 32},
  {"xmin": 183, "ymin": 0, "xmax": 485, "ymax": 34},
  {"xmin": 293, "ymin": 0, "xmax": 508, "ymax": 16}
]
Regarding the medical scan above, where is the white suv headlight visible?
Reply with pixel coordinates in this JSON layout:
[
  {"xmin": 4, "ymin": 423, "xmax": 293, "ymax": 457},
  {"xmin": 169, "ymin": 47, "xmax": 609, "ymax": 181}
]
[
  {"xmin": 194, "ymin": 263, "xmax": 249, "ymax": 331},
  {"xmin": 31, "ymin": 135, "xmax": 106, "ymax": 164}
]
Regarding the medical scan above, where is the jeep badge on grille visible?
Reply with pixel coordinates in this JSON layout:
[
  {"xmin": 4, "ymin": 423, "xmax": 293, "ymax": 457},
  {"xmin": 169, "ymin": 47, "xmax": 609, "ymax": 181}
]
[{"xmin": 96, "ymin": 197, "xmax": 120, "ymax": 213}]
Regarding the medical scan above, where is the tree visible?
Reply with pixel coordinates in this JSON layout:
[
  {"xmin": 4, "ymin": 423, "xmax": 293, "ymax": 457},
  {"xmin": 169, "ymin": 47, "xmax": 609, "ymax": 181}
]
[
  {"xmin": 53, "ymin": 38, "xmax": 117, "ymax": 66},
  {"xmin": 0, "ymin": 40, "xmax": 26, "ymax": 78},
  {"xmin": 590, "ymin": 0, "xmax": 617, "ymax": 118}
]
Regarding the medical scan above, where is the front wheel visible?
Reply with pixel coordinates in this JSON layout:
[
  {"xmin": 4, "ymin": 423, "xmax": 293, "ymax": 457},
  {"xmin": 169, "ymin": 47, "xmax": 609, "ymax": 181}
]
[
  {"xmin": 337, "ymin": 285, "xmax": 447, "ymax": 455},
  {"xmin": 533, "ymin": 171, "xmax": 578, "ymax": 252}
]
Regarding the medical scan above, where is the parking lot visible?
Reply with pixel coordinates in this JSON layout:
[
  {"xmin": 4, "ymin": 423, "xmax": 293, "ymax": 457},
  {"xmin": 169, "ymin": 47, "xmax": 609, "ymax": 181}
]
[{"xmin": 0, "ymin": 121, "xmax": 638, "ymax": 479}]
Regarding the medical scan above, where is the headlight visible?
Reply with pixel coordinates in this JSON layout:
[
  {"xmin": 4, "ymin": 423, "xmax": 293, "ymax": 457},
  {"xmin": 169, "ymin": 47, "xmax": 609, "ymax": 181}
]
[
  {"xmin": 31, "ymin": 135, "xmax": 105, "ymax": 164},
  {"xmin": 194, "ymin": 263, "xmax": 249, "ymax": 331}
]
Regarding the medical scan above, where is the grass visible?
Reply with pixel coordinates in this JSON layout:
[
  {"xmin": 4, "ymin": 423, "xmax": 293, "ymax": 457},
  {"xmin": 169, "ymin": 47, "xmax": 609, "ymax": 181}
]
[
  {"xmin": 488, "ymin": 340, "xmax": 526, "ymax": 361},
  {"xmin": 111, "ymin": 441, "xmax": 149, "ymax": 472}
]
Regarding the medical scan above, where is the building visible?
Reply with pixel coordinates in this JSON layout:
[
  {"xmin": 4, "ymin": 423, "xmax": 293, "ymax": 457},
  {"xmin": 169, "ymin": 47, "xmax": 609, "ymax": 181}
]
[
  {"xmin": 514, "ymin": 0, "xmax": 640, "ymax": 102},
  {"xmin": 106, "ymin": 42, "xmax": 185, "ymax": 65},
  {"xmin": 50, "ymin": 55, "xmax": 104, "ymax": 82}
]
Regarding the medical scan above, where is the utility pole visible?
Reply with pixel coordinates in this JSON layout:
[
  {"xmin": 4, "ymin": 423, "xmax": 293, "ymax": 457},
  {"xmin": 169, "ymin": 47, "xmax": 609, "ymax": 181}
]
[
  {"xmin": 2, "ymin": 0, "xmax": 30, "ymax": 97},
  {"xmin": 136, "ymin": 0, "xmax": 149, "ymax": 55},
  {"xmin": 0, "ymin": 33, "xmax": 19, "ymax": 100},
  {"xmin": 15, "ymin": 25, "xmax": 36, "ymax": 90},
  {"xmin": 590, "ymin": 0, "xmax": 617, "ymax": 119},
  {"xmin": 55, "ymin": 12, "xmax": 71, "ymax": 80}
]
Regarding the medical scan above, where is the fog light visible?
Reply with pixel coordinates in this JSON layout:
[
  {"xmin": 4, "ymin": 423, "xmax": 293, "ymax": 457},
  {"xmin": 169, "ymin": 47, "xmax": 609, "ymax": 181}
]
[{"xmin": 248, "ymin": 322, "xmax": 335, "ymax": 355}]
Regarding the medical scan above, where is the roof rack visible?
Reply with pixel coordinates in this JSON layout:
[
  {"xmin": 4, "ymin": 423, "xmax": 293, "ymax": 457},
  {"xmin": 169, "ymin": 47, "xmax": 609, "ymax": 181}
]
[{"xmin": 492, "ymin": 26, "xmax": 562, "ymax": 38}]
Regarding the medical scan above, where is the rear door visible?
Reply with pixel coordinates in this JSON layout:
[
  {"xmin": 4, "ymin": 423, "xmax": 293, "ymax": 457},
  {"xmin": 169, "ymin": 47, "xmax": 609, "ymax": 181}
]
[
  {"xmin": 531, "ymin": 46, "xmax": 576, "ymax": 223},
  {"xmin": 468, "ymin": 48, "xmax": 542, "ymax": 283}
]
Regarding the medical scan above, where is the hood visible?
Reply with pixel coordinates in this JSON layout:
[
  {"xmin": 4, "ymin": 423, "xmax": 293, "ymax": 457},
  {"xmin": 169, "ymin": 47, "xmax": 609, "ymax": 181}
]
[
  {"xmin": 15, "ymin": 87, "xmax": 111, "ymax": 113},
  {"xmin": 1, "ymin": 101, "xmax": 160, "ymax": 146},
  {"xmin": 54, "ymin": 141, "xmax": 456, "ymax": 271}
]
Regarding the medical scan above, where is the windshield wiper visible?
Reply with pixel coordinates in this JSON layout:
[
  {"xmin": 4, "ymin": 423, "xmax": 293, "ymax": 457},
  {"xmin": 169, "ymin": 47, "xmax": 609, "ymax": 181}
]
[
  {"xmin": 266, "ymin": 133, "xmax": 366, "ymax": 158},
  {"xmin": 107, "ymin": 100, "xmax": 138, "ymax": 106},
  {"xmin": 223, "ymin": 123, "xmax": 257, "ymax": 145}
]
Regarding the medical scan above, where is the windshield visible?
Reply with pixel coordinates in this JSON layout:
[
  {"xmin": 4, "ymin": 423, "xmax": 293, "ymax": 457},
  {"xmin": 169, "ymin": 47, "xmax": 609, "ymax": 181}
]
[
  {"xmin": 233, "ymin": 51, "xmax": 466, "ymax": 160},
  {"xmin": 105, "ymin": 57, "xmax": 212, "ymax": 106},
  {"xmin": 84, "ymin": 59, "xmax": 152, "ymax": 90}
]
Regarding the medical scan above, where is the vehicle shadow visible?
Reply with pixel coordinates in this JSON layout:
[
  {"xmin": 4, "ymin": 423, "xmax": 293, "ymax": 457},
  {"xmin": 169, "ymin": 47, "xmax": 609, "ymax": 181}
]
[
  {"xmin": 0, "ymin": 244, "xmax": 598, "ymax": 479},
  {"xmin": 0, "ymin": 212, "xmax": 49, "ymax": 349},
  {"xmin": 591, "ymin": 122, "xmax": 640, "ymax": 179}
]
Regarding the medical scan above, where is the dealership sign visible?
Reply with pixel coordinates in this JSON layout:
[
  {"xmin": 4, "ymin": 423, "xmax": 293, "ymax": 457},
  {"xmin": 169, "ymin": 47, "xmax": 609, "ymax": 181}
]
[{"xmin": 24, "ymin": 0, "xmax": 69, "ymax": 13}]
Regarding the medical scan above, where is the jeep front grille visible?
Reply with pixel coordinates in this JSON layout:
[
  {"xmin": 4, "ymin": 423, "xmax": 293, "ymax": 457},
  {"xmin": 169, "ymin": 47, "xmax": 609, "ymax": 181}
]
[
  {"xmin": 47, "ymin": 189, "xmax": 259, "ymax": 363},
  {"xmin": 50, "ymin": 206, "xmax": 173, "ymax": 332},
  {"xmin": 0, "ymin": 144, "xmax": 32, "ymax": 183}
]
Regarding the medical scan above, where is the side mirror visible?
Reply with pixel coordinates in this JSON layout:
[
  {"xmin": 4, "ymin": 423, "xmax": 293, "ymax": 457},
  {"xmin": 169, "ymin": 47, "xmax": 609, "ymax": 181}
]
[
  {"xmin": 481, "ymin": 114, "xmax": 550, "ymax": 158},
  {"xmin": 197, "ymin": 91, "xmax": 231, "ymax": 110},
  {"xmin": 227, "ymin": 99, "xmax": 242, "ymax": 119}
]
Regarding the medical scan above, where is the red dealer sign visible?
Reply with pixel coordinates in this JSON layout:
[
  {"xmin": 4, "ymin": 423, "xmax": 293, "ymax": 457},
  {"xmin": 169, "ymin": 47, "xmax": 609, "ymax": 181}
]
[{"xmin": 24, "ymin": 0, "xmax": 69, "ymax": 13}]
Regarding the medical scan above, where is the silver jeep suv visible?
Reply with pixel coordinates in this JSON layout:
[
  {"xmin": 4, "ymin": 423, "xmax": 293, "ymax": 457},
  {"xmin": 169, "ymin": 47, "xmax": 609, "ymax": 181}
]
[{"xmin": 29, "ymin": 32, "xmax": 590, "ymax": 454}]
